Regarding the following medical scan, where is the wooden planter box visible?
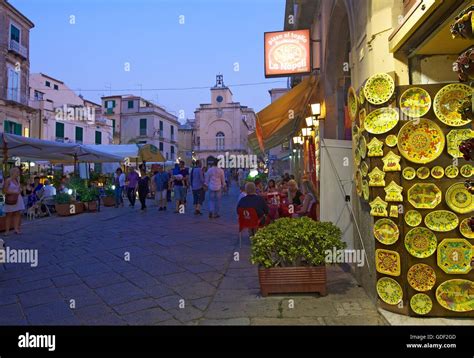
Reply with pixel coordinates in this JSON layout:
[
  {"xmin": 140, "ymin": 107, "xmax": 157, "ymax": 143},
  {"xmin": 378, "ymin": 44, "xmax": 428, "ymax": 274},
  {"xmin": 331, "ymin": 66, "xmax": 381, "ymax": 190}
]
[
  {"xmin": 55, "ymin": 202, "xmax": 84, "ymax": 216},
  {"xmin": 83, "ymin": 201, "xmax": 97, "ymax": 212},
  {"xmin": 102, "ymin": 196, "xmax": 115, "ymax": 207},
  {"xmin": 258, "ymin": 266, "xmax": 327, "ymax": 297}
]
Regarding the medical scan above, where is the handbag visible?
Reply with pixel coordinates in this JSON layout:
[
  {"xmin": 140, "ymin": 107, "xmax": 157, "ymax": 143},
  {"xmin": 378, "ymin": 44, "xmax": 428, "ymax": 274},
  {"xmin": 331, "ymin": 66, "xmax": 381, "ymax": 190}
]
[{"xmin": 5, "ymin": 193, "xmax": 19, "ymax": 205}]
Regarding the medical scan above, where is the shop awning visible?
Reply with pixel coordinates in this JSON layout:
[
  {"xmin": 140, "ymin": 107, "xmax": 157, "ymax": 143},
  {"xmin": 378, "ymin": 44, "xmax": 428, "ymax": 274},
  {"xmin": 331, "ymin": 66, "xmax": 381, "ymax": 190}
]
[
  {"xmin": 249, "ymin": 75, "xmax": 317, "ymax": 153},
  {"xmin": 83, "ymin": 144, "xmax": 166, "ymax": 162}
]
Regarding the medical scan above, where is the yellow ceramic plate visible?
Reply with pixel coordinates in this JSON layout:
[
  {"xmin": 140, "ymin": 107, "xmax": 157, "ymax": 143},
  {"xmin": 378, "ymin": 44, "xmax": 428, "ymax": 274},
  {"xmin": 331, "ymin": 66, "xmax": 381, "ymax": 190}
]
[
  {"xmin": 433, "ymin": 83, "xmax": 472, "ymax": 126},
  {"xmin": 355, "ymin": 170, "xmax": 362, "ymax": 197},
  {"xmin": 408, "ymin": 183, "xmax": 442, "ymax": 209},
  {"xmin": 431, "ymin": 166, "xmax": 444, "ymax": 179},
  {"xmin": 362, "ymin": 179, "xmax": 370, "ymax": 201},
  {"xmin": 436, "ymin": 279, "xmax": 474, "ymax": 312},
  {"xmin": 367, "ymin": 137, "xmax": 384, "ymax": 157},
  {"xmin": 376, "ymin": 277, "xmax": 403, "ymax": 305},
  {"xmin": 424, "ymin": 210, "xmax": 459, "ymax": 232},
  {"xmin": 445, "ymin": 165, "xmax": 459, "ymax": 179},
  {"xmin": 404, "ymin": 210, "xmax": 422, "ymax": 227},
  {"xmin": 445, "ymin": 182, "xmax": 474, "ymax": 214},
  {"xmin": 407, "ymin": 263, "xmax": 436, "ymax": 292},
  {"xmin": 376, "ymin": 249, "xmax": 401, "ymax": 276},
  {"xmin": 405, "ymin": 227, "xmax": 438, "ymax": 258},
  {"xmin": 364, "ymin": 108, "xmax": 399, "ymax": 134},
  {"xmin": 359, "ymin": 89, "xmax": 365, "ymax": 105},
  {"xmin": 397, "ymin": 119, "xmax": 445, "ymax": 164},
  {"xmin": 385, "ymin": 134, "xmax": 398, "ymax": 147},
  {"xmin": 400, "ymin": 87, "xmax": 431, "ymax": 118},
  {"xmin": 373, "ymin": 218, "xmax": 399, "ymax": 245},
  {"xmin": 459, "ymin": 218, "xmax": 474, "ymax": 239},
  {"xmin": 354, "ymin": 147, "xmax": 361, "ymax": 167},
  {"xmin": 348, "ymin": 86, "xmax": 358, "ymax": 121},
  {"xmin": 446, "ymin": 129, "xmax": 474, "ymax": 158},
  {"xmin": 460, "ymin": 164, "xmax": 472, "ymax": 178},
  {"xmin": 359, "ymin": 109, "xmax": 366, "ymax": 130},
  {"xmin": 416, "ymin": 167, "xmax": 430, "ymax": 179},
  {"xmin": 410, "ymin": 293, "xmax": 433, "ymax": 315},
  {"xmin": 364, "ymin": 73, "xmax": 395, "ymax": 105},
  {"xmin": 437, "ymin": 239, "xmax": 473, "ymax": 275},
  {"xmin": 359, "ymin": 135, "xmax": 367, "ymax": 159},
  {"xmin": 360, "ymin": 161, "xmax": 369, "ymax": 177},
  {"xmin": 402, "ymin": 167, "xmax": 416, "ymax": 180}
]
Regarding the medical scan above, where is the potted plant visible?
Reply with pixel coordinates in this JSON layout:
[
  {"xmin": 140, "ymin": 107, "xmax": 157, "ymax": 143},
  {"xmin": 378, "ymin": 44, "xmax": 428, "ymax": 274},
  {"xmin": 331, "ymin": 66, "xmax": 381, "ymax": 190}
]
[
  {"xmin": 78, "ymin": 187, "xmax": 99, "ymax": 212},
  {"xmin": 250, "ymin": 217, "xmax": 345, "ymax": 296},
  {"xmin": 54, "ymin": 193, "xmax": 84, "ymax": 216},
  {"xmin": 102, "ymin": 187, "xmax": 115, "ymax": 207}
]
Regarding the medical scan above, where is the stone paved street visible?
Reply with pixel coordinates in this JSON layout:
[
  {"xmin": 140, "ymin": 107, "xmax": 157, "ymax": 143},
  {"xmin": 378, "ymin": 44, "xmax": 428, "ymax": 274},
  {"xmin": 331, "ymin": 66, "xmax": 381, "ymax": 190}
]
[{"xmin": 0, "ymin": 184, "xmax": 386, "ymax": 325}]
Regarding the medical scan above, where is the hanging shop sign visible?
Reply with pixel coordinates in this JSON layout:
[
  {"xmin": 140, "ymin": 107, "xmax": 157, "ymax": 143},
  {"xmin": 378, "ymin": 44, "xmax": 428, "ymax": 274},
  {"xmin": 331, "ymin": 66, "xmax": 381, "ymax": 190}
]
[{"xmin": 264, "ymin": 29, "xmax": 312, "ymax": 78}]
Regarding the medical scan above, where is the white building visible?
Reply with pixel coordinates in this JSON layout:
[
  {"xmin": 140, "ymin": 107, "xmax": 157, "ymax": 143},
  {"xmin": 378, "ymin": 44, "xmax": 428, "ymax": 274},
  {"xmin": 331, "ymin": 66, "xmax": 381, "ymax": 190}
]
[
  {"xmin": 194, "ymin": 75, "xmax": 256, "ymax": 163},
  {"xmin": 29, "ymin": 73, "xmax": 113, "ymax": 145}
]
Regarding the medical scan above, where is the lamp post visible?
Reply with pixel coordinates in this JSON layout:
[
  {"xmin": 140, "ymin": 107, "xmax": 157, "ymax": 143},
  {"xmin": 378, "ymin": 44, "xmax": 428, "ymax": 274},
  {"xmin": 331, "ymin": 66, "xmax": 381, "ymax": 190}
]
[{"xmin": 306, "ymin": 103, "xmax": 323, "ymax": 193}]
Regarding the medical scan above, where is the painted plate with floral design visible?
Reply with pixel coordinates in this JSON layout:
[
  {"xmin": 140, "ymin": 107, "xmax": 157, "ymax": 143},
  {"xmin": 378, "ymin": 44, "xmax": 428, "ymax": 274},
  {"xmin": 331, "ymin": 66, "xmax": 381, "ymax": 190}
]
[
  {"xmin": 405, "ymin": 227, "xmax": 437, "ymax": 258},
  {"xmin": 355, "ymin": 170, "xmax": 362, "ymax": 197},
  {"xmin": 445, "ymin": 165, "xmax": 459, "ymax": 179},
  {"xmin": 385, "ymin": 134, "xmax": 398, "ymax": 147},
  {"xmin": 460, "ymin": 164, "xmax": 472, "ymax": 178},
  {"xmin": 376, "ymin": 249, "xmax": 401, "ymax": 276},
  {"xmin": 460, "ymin": 218, "xmax": 474, "ymax": 239},
  {"xmin": 364, "ymin": 73, "xmax": 395, "ymax": 105},
  {"xmin": 402, "ymin": 167, "xmax": 416, "ymax": 180},
  {"xmin": 407, "ymin": 183, "xmax": 442, "ymax": 209},
  {"xmin": 359, "ymin": 89, "xmax": 365, "ymax": 105},
  {"xmin": 430, "ymin": 166, "xmax": 444, "ymax": 179},
  {"xmin": 373, "ymin": 218, "xmax": 399, "ymax": 245},
  {"xmin": 362, "ymin": 179, "xmax": 370, "ymax": 201},
  {"xmin": 416, "ymin": 167, "xmax": 430, "ymax": 179},
  {"xmin": 397, "ymin": 119, "xmax": 445, "ymax": 164},
  {"xmin": 360, "ymin": 161, "xmax": 369, "ymax": 177},
  {"xmin": 405, "ymin": 210, "xmax": 422, "ymax": 227},
  {"xmin": 436, "ymin": 279, "xmax": 474, "ymax": 312},
  {"xmin": 348, "ymin": 86, "xmax": 358, "ymax": 121},
  {"xmin": 437, "ymin": 238, "xmax": 473, "ymax": 275},
  {"xmin": 445, "ymin": 182, "xmax": 474, "ymax": 214},
  {"xmin": 433, "ymin": 83, "xmax": 472, "ymax": 127},
  {"xmin": 364, "ymin": 108, "xmax": 399, "ymax": 135},
  {"xmin": 424, "ymin": 210, "xmax": 459, "ymax": 232},
  {"xmin": 359, "ymin": 109, "xmax": 366, "ymax": 130},
  {"xmin": 446, "ymin": 129, "xmax": 474, "ymax": 158},
  {"xmin": 408, "ymin": 263, "xmax": 436, "ymax": 292},
  {"xmin": 400, "ymin": 87, "xmax": 431, "ymax": 118},
  {"xmin": 376, "ymin": 277, "xmax": 403, "ymax": 305},
  {"xmin": 358, "ymin": 135, "xmax": 367, "ymax": 159},
  {"xmin": 410, "ymin": 293, "xmax": 433, "ymax": 315}
]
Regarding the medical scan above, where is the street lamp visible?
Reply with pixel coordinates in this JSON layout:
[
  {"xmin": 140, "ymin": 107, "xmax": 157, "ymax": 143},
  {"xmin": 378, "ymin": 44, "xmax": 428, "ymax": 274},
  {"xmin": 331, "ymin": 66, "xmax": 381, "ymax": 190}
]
[{"xmin": 310, "ymin": 102, "xmax": 321, "ymax": 117}]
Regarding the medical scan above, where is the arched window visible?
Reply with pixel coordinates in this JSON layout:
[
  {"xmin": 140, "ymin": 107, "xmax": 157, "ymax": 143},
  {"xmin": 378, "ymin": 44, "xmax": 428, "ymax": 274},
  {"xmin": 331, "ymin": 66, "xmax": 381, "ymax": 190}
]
[{"xmin": 216, "ymin": 132, "xmax": 225, "ymax": 150}]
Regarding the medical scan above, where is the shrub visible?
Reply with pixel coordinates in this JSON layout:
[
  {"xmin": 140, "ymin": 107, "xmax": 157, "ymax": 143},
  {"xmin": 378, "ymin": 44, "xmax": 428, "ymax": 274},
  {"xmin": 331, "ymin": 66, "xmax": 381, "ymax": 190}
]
[
  {"xmin": 250, "ymin": 217, "xmax": 345, "ymax": 268},
  {"xmin": 54, "ymin": 193, "xmax": 72, "ymax": 204}
]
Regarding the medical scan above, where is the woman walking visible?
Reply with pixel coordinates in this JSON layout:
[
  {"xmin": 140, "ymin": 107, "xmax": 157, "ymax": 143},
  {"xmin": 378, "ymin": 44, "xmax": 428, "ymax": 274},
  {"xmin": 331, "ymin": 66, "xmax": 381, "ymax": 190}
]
[
  {"xmin": 114, "ymin": 168, "xmax": 125, "ymax": 208},
  {"xmin": 4, "ymin": 167, "xmax": 24, "ymax": 235},
  {"xmin": 137, "ymin": 165, "xmax": 150, "ymax": 211}
]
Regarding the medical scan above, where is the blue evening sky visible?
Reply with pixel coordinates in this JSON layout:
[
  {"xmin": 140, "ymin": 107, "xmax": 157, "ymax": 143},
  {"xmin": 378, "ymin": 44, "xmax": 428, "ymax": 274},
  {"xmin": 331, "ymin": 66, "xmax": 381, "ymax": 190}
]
[{"xmin": 11, "ymin": 0, "xmax": 287, "ymax": 122}]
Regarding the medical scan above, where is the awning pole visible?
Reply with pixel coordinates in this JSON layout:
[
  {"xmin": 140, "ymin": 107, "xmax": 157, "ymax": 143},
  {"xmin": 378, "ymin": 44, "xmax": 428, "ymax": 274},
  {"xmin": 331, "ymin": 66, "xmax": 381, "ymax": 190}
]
[{"xmin": 3, "ymin": 134, "xmax": 8, "ymax": 176}]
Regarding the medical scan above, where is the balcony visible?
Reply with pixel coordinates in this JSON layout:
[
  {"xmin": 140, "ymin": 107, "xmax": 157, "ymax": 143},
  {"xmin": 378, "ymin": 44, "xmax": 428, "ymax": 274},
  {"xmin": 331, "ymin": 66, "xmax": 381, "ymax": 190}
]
[{"xmin": 8, "ymin": 40, "xmax": 27, "ymax": 58}]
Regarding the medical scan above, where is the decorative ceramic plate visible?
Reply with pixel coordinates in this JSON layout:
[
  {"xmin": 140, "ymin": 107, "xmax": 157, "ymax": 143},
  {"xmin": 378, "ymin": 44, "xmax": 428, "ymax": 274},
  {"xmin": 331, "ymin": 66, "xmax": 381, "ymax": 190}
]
[
  {"xmin": 400, "ymin": 87, "xmax": 432, "ymax": 118},
  {"xmin": 354, "ymin": 147, "xmax": 361, "ymax": 167},
  {"xmin": 408, "ymin": 183, "xmax": 442, "ymax": 209},
  {"xmin": 360, "ymin": 161, "xmax": 369, "ymax": 177},
  {"xmin": 446, "ymin": 129, "xmax": 474, "ymax": 158},
  {"xmin": 410, "ymin": 293, "xmax": 433, "ymax": 315},
  {"xmin": 364, "ymin": 73, "xmax": 395, "ymax": 105},
  {"xmin": 445, "ymin": 165, "xmax": 459, "ymax": 179},
  {"xmin": 358, "ymin": 135, "xmax": 367, "ymax": 159},
  {"xmin": 430, "ymin": 166, "xmax": 444, "ymax": 179},
  {"xmin": 460, "ymin": 164, "xmax": 472, "ymax": 178},
  {"xmin": 368, "ymin": 167, "xmax": 386, "ymax": 187},
  {"xmin": 355, "ymin": 170, "xmax": 362, "ymax": 197},
  {"xmin": 405, "ymin": 227, "xmax": 437, "ymax": 258},
  {"xmin": 404, "ymin": 210, "xmax": 422, "ymax": 227},
  {"xmin": 424, "ymin": 210, "xmax": 459, "ymax": 232},
  {"xmin": 407, "ymin": 263, "xmax": 436, "ymax": 292},
  {"xmin": 352, "ymin": 124, "xmax": 360, "ymax": 139},
  {"xmin": 376, "ymin": 249, "xmax": 401, "ymax": 276},
  {"xmin": 402, "ymin": 167, "xmax": 416, "ymax": 180},
  {"xmin": 445, "ymin": 182, "xmax": 474, "ymax": 214},
  {"xmin": 359, "ymin": 109, "xmax": 366, "ymax": 130},
  {"xmin": 364, "ymin": 108, "xmax": 399, "ymax": 134},
  {"xmin": 460, "ymin": 218, "xmax": 474, "ymax": 239},
  {"xmin": 359, "ymin": 89, "xmax": 365, "ymax": 105},
  {"xmin": 370, "ymin": 196, "xmax": 388, "ymax": 217},
  {"xmin": 437, "ymin": 238, "xmax": 473, "ymax": 274},
  {"xmin": 433, "ymin": 83, "xmax": 472, "ymax": 126},
  {"xmin": 397, "ymin": 119, "xmax": 445, "ymax": 164},
  {"xmin": 348, "ymin": 87, "xmax": 358, "ymax": 121},
  {"xmin": 374, "ymin": 218, "xmax": 399, "ymax": 245},
  {"xmin": 362, "ymin": 180, "xmax": 370, "ymax": 201},
  {"xmin": 436, "ymin": 279, "xmax": 474, "ymax": 312},
  {"xmin": 367, "ymin": 137, "xmax": 384, "ymax": 157},
  {"xmin": 376, "ymin": 277, "xmax": 403, "ymax": 305},
  {"xmin": 385, "ymin": 134, "xmax": 398, "ymax": 147},
  {"xmin": 416, "ymin": 167, "xmax": 430, "ymax": 179}
]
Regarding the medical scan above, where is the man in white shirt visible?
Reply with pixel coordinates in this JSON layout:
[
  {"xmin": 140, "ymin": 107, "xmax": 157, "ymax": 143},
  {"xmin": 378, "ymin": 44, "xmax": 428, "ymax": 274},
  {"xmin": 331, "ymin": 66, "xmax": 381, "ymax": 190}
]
[
  {"xmin": 204, "ymin": 159, "xmax": 226, "ymax": 219},
  {"xmin": 40, "ymin": 180, "xmax": 56, "ymax": 198}
]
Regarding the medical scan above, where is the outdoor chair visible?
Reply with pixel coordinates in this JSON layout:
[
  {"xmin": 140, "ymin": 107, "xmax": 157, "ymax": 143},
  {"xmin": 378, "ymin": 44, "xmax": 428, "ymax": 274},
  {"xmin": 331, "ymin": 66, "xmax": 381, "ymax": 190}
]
[
  {"xmin": 37, "ymin": 196, "xmax": 54, "ymax": 217},
  {"xmin": 237, "ymin": 207, "xmax": 264, "ymax": 248}
]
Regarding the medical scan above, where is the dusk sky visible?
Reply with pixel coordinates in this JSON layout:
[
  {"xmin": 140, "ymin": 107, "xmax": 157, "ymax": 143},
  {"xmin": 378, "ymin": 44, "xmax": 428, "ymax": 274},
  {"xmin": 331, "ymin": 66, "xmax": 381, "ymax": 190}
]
[{"xmin": 11, "ymin": 0, "xmax": 288, "ymax": 123}]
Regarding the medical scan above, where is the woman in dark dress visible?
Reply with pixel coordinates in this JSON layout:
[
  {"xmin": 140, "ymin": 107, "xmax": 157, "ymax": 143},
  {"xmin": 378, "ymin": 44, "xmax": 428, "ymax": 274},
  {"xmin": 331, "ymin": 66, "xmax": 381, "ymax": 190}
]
[{"xmin": 137, "ymin": 165, "xmax": 150, "ymax": 210}]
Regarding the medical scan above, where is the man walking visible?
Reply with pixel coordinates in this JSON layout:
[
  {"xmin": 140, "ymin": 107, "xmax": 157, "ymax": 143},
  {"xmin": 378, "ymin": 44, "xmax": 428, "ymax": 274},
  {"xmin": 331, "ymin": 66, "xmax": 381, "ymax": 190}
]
[
  {"xmin": 125, "ymin": 166, "xmax": 139, "ymax": 208},
  {"xmin": 190, "ymin": 160, "xmax": 205, "ymax": 215},
  {"xmin": 152, "ymin": 165, "xmax": 169, "ymax": 211},
  {"xmin": 173, "ymin": 161, "xmax": 189, "ymax": 213},
  {"xmin": 204, "ymin": 158, "xmax": 225, "ymax": 219}
]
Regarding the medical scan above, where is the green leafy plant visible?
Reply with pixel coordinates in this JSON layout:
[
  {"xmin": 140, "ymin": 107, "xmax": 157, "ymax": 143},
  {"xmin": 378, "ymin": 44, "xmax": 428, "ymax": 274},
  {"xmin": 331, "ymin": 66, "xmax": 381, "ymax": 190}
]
[
  {"xmin": 104, "ymin": 187, "xmax": 115, "ymax": 197},
  {"xmin": 250, "ymin": 217, "xmax": 345, "ymax": 268},
  {"xmin": 68, "ymin": 176, "xmax": 86, "ymax": 191},
  {"xmin": 78, "ymin": 187, "xmax": 99, "ymax": 202},
  {"xmin": 54, "ymin": 192, "xmax": 72, "ymax": 204}
]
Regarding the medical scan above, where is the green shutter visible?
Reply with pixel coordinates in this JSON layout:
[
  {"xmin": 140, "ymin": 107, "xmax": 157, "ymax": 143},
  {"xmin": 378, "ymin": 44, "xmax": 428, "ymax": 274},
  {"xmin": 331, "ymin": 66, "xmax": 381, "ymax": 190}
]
[
  {"xmin": 4, "ymin": 121, "xmax": 11, "ymax": 134},
  {"xmin": 75, "ymin": 127, "xmax": 83, "ymax": 142},
  {"xmin": 112, "ymin": 119, "xmax": 116, "ymax": 134},
  {"xmin": 14, "ymin": 123, "xmax": 22, "ymax": 135},
  {"xmin": 56, "ymin": 122, "xmax": 64, "ymax": 138},
  {"xmin": 128, "ymin": 100, "xmax": 133, "ymax": 109},
  {"xmin": 140, "ymin": 118, "xmax": 147, "ymax": 135},
  {"xmin": 112, "ymin": 100, "xmax": 116, "ymax": 108},
  {"xmin": 95, "ymin": 131, "xmax": 102, "ymax": 144}
]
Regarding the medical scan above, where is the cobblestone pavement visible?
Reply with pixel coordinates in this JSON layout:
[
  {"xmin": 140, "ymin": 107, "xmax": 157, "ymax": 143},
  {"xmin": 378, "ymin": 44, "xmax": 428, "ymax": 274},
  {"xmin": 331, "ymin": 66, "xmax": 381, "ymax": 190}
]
[{"xmin": 0, "ymin": 183, "xmax": 386, "ymax": 325}]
